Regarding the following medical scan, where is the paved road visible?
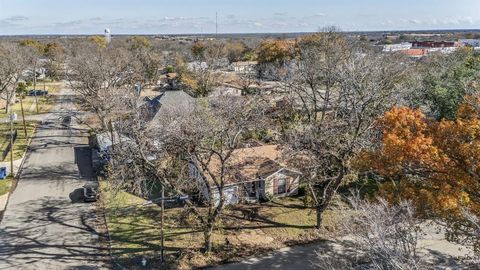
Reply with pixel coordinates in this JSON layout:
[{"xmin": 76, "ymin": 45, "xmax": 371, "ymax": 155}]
[{"xmin": 0, "ymin": 88, "xmax": 108, "ymax": 269}]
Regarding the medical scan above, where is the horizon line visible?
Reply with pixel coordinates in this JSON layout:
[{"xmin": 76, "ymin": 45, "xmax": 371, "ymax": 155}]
[{"xmin": 1, "ymin": 28, "xmax": 479, "ymax": 37}]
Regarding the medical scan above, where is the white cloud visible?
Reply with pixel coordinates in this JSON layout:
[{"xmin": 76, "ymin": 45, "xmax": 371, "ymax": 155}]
[{"xmin": 408, "ymin": 19, "xmax": 422, "ymax": 25}]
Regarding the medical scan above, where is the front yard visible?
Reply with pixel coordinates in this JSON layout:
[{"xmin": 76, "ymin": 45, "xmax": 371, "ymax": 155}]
[
  {"xmin": 101, "ymin": 182, "xmax": 342, "ymax": 269},
  {"xmin": 0, "ymin": 121, "xmax": 37, "ymax": 161},
  {"xmin": 0, "ymin": 177, "xmax": 12, "ymax": 196}
]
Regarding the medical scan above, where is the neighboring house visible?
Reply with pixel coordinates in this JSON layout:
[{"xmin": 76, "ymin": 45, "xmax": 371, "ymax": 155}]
[
  {"xmin": 93, "ymin": 131, "xmax": 131, "ymax": 161},
  {"xmin": 210, "ymin": 86, "xmax": 243, "ymax": 97},
  {"xmin": 21, "ymin": 67, "xmax": 46, "ymax": 81},
  {"xmin": 187, "ymin": 61, "xmax": 208, "ymax": 72},
  {"xmin": 190, "ymin": 144, "xmax": 302, "ymax": 205},
  {"xmin": 138, "ymin": 94, "xmax": 163, "ymax": 122},
  {"xmin": 230, "ymin": 61, "xmax": 258, "ymax": 73},
  {"xmin": 137, "ymin": 90, "xmax": 196, "ymax": 126},
  {"xmin": 150, "ymin": 90, "xmax": 195, "ymax": 122}
]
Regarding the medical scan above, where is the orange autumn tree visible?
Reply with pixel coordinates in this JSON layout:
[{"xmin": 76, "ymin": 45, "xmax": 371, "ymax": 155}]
[{"xmin": 359, "ymin": 100, "xmax": 480, "ymax": 252}]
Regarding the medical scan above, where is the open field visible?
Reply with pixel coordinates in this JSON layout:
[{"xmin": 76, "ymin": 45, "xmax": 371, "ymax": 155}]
[{"xmin": 101, "ymin": 182, "xmax": 343, "ymax": 269}]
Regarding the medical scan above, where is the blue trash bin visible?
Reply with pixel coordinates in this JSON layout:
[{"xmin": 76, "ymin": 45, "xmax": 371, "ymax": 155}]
[{"xmin": 0, "ymin": 167, "xmax": 7, "ymax": 180}]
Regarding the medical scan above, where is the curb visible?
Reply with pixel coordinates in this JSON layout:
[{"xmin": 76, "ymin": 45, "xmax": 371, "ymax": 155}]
[{"xmin": 0, "ymin": 123, "xmax": 37, "ymax": 223}]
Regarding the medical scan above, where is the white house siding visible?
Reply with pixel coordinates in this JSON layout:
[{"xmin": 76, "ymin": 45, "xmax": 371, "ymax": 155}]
[{"xmin": 190, "ymin": 163, "xmax": 241, "ymax": 205}]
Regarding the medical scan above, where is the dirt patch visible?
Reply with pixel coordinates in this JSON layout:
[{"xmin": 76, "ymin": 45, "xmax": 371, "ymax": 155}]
[{"xmin": 235, "ymin": 230, "xmax": 274, "ymax": 246}]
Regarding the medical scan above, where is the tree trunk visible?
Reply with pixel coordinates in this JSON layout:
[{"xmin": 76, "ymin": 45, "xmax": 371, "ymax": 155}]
[
  {"xmin": 203, "ymin": 224, "xmax": 214, "ymax": 253},
  {"xmin": 33, "ymin": 66, "xmax": 39, "ymax": 113},
  {"xmin": 5, "ymin": 91, "xmax": 9, "ymax": 114},
  {"xmin": 19, "ymin": 94, "xmax": 27, "ymax": 137},
  {"xmin": 314, "ymin": 170, "xmax": 346, "ymax": 229},
  {"xmin": 316, "ymin": 208, "xmax": 322, "ymax": 229}
]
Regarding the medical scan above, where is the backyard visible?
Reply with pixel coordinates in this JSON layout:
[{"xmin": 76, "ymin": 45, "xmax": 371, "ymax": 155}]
[{"xmin": 101, "ymin": 182, "xmax": 343, "ymax": 269}]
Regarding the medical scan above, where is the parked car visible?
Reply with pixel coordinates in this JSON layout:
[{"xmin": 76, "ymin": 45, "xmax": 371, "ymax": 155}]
[
  {"xmin": 28, "ymin": 90, "xmax": 48, "ymax": 96},
  {"xmin": 83, "ymin": 183, "xmax": 99, "ymax": 202}
]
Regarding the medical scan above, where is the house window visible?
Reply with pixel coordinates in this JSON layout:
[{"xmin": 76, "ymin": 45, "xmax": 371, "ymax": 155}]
[{"xmin": 277, "ymin": 178, "xmax": 287, "ymax": 194}]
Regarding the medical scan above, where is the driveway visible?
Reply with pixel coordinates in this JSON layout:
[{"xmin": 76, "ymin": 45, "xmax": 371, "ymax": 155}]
[{"xmin": 0, "ymin": 88, "xmax": 108, "ymax": 269}]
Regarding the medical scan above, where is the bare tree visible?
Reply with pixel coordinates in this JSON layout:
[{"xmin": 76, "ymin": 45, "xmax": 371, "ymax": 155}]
[
  {"xmin": 284, "ymin": 27, "xmax": 350, "ymax": 122},
  {"xmin": 0, "ymin": 43, "xmax": 29, "ymax": 114},
  {"xmin": 280, "ymin": 31, "xmax": 409, "ymax": 228},
  {"xmin": 126, "ymin": 36, "xmax": 163, "ymax": 88},
  {"xmin": 110, "ymin": 95, "xmax": 265, "ymax": 253},
  {"xmin": 68, "ymin": 43, "xmax": 142, "ymax": 130},
  {"xmin": 314, "ymin": 197, "xmax": 425, "ymax": 270},
  {"xmin": 180, "ymin": 42, "xmax": 226, "ymax": 97},
  {"xmin": 443, "ymin": 210, "xmax": 480, "ymax": 262}
]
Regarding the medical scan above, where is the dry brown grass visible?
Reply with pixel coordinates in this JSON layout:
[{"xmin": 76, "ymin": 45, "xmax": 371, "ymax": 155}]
[{"xmin": 101, "ymin": 182, "xmax": 341, "ymax": 269}]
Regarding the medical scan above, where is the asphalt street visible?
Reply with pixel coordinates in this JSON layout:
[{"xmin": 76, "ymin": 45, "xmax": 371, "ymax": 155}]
[{"xmin": 0, "ymin": 88, "xmax": 108, "ymax": 269}]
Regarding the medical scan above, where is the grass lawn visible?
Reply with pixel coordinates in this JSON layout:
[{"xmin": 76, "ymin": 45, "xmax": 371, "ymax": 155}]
[
  {"xmin": 0, "ymin": 95, "xmax": 55, "ymax": 119},
  {"xmin": 0, "ymin": 82, "xmax": 60, "ymax": 119},
  {"xmin": 102, "ymin": 182, "xmax": 340, "ymax": 269},
  {"xmin": 0, "ymin": 121, "xmax": 37, "ymax": 161},
  {"xmin": 0, "ymin": 177, "xmax": 12, "ymax": 196}
]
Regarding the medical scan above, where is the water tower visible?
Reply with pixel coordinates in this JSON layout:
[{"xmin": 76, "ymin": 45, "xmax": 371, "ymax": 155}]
[{"xmin": 104, "ymin": 28, "xmax": 111, "ymax": 44}]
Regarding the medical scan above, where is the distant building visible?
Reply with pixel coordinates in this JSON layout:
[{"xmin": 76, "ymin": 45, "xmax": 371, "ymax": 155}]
[
  {"xmin": 411, "ymin": 41, "xmax": 461, "ymax": 48},
  {"xmin": 406, "ymin": 41, "xmax": 462, "ymax": 56},
  {"xmin": 104, "ymin": 28, "xmax": 111, "ymax": 44},
  {"xmin": 402, "ymin": 48, "xmax": 428, "ymax": 58},
  {"xmin": 460, "ymin": 39, "xmax": 480, "ymax": 49},
  {"xmin": 210, "ymin": 87, "xmax": 243, "ymax": 97},
  {"xmin": 230, "ymin": 61, "xmax": 258, "ymax": 73},
  {"xmin": 382, "ymin": 42, "xmax": 412, "ymax": 52},
  {"xmin": 187, "ymin": 61, "xmax": 208, "ymax": 71}
]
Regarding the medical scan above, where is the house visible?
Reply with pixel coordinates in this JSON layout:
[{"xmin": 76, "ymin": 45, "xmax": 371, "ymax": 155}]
[
  {"xmin": 187, "ymin": 61, "xmax": 208, "ymax": 71},
  {"xmin": 92, "ymin": 131, "xmax": 131, "ymax": 161},
  {"xmin": 138, "ymin": 90, "xmax": 196, "ymax": 126},
  {"xmin": 138, "ymin": 94, "xmax": 164, "ymax": 121},
  {"xmin": 230, "ymin": 61, "xmax": 258, "ymax": 73},
  {"xmin": 210, "ymin": 86, "xmax": 243, "ymax": 97},
  {"xmin": 190, "ymin": 144, "xmax": 302, "ymax": 205}
]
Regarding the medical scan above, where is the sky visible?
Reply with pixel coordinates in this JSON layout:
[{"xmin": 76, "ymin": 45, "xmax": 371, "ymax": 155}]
[{"xmin": 1, "ymin": 0, "xmax": 480, "ymax": 35}]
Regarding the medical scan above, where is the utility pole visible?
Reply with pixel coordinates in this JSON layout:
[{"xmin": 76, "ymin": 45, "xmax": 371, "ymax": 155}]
[
  {"xmin": 216, "ymin": 12, "xmax": 218, "ymax": 36},
  {"xmin": 33, "ymin": 63, "xmax": 39, "ymax": 113},
  {"xmin": 9, "ymin": 106, "xmax": 14, "ymax": 177},
  {"xmin": 160, "ymin": 184, "xmax": 165, "ymax": 262}
]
